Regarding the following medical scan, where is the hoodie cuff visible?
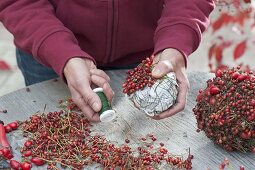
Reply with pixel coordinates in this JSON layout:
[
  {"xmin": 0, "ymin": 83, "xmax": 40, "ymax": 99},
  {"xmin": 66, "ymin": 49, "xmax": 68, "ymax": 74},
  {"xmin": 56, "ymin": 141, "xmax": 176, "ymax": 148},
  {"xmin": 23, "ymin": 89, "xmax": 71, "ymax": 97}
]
[
  {"xmin": 154, "ymin": 24, "xmax": 200, "ymax": 68},
  {"xmin": 36, "ymin": 31, "xmax": 95, "ymax": 80}
]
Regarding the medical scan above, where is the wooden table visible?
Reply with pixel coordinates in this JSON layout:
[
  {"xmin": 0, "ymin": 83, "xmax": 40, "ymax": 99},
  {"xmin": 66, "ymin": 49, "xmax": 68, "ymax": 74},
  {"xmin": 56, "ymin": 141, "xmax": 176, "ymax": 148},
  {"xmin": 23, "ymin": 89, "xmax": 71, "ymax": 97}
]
[{"xmin": 0, "ymin": 71, "xmax": 254, "ymax": 170}]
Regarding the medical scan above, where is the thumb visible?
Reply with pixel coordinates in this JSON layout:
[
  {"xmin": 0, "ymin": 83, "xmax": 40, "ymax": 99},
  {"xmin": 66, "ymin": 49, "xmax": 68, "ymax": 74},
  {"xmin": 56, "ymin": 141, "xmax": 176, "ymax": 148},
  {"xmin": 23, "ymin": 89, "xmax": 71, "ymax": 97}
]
[
  {"xmin": 152, "ymin": 60, "xmax": 173, "ymax": 78},
  {"xmin": 84, "ymin": 89, "xmax": 102, "ymax": 112},
  {"xmin": 78, "ymin": 82, "xmax": 102, "ymax": 112}
]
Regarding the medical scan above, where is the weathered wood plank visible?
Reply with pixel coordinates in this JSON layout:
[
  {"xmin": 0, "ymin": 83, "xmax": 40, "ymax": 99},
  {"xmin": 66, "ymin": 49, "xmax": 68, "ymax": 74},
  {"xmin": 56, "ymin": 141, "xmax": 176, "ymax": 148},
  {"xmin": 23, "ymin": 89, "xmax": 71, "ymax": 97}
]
[{"xmin": 0, "ymin": 71, "xmax": 254, "ymax": 170}]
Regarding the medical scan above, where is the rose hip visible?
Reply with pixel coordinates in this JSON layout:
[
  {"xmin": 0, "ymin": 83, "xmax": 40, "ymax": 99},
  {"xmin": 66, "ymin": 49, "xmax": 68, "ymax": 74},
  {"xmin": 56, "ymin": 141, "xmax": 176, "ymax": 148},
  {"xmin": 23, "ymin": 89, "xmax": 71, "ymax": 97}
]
[
  {"xmin": 23, "ymin": 150, "xmax": 32, "ymax": 157},
  {"xmin": 1, "ymin": 147, "xmax": 10, "ymax": 156},
  {"xmin": 10, "ymin": 160, "xmax": 21, "ymax": 170},
  {"xmin": 4, "ymin": 124, "xmax": 12, "ymax": 133},
  {"xmin": 4, "ymin": 153, "xmax": 14, "ymax": 160},
  {"xmin": 240, "ymin": 165, "xmax": 245, "ymax": 170},
  {"xmin": 21, "ymin": 162, "xmax": 32, "ymax": 170},
  {"xmin": 8, "ymin": 121, "xmax": 19, "ymax": 130},
  {"xmin": 30, "ymin": 157, "xmax": 45, "ymax": 166},
  {"xmin": 209, "ymin": 86, "xmax": 220, "ymax": 95},
  {"xmin": 24, "ymin": 140, "xmax": 33, "ymax": 147}
]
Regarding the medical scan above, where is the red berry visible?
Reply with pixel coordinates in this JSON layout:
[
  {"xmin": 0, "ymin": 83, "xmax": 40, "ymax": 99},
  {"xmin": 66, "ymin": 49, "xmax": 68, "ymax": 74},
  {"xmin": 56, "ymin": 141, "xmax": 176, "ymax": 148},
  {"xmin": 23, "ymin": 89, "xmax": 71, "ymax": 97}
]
[
  {"xmin": 4, "ymin": 153, "xmax": 14, "ymax": 160},
  {"xmin": 240, "ymin": 132, "xmax": 251, "ymax": 139},
  {"xmin": 24, "ymin": 140, "xmax": 33, "ymax": 147},
  {"xmin": 30, "ymin": 157, "xmax": 45, "ymax": 166},
  {"xmin": 1, "ymin": 147, "xmax": 10, "ymax": 156},
  {"xmin": 141, "ymin": 137, "xmax": 146, "ymax": 141},
  {"xmin": 249, "ymin": 99, "xmax": 255, "ymax": 106},
  {"xmin": 210, "ymin": 87, "xmax": 220, "ymax": 95},
  {"xmin": 21, "ymin": 162, "xmax": 32, "ymax": 170},
  {"xmin": 237, "ymin": 75, "xmax": 247, "ymax": 81},
  {"xmin": 122, "ymin": 83, "xmax": 127, "ymax": 87},
  {"xmin": 23, "ymin": 150, "xmax": 32, "ymax": 157},
  {"xmin": 231, "ymin": 72, "xmax": 240, "ymax": 79},
  {"xmin": 123, "ymin": 89, "xmax": 128, "ymax": 94},
  {"xmin": 4, "ymin": 125, "xmax": 12, "ymax": 133},
  {"xmin": 10, "ymin": 160, "xmax": 21, "ymax": 170},
  {"xmin": 159, "ymin": 147, "xmax": 168, "ymax": 154},
  {"xmin": 209, "ymin": 97, "xmax": 216, "ymax": 105},
  {"xmin": 219, "ymin": 163, "xmax": 225, "ymax": 169},
  {"xmin": 196, "ymin": 93, "xmax": 203, "ymax": 102},
  {"xmin": 215, "ymin": 69, "xmax": 223, "ymax": 78},
  {"xmin": 8, "ymin": 121, "xmax": 18, "ymax": 130},
  {"xmin": 240, "ymin": 165, "xmax": 245, "ymax": 170},
  {"xmin": 151, "ymin": 137, "xmax": 157, "ymax": 141},
  {"xmin": 251, "ymin": 147, "xmax": 255, "ymax": 153}
]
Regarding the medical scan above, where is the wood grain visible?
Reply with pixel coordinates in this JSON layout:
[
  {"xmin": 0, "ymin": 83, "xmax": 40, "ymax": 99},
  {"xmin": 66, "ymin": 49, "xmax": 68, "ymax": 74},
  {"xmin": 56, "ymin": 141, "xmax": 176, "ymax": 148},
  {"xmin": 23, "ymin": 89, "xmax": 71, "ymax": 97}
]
[{"xmin": 0, "ymin": 71, "xmax": 254, "ymax": 170}]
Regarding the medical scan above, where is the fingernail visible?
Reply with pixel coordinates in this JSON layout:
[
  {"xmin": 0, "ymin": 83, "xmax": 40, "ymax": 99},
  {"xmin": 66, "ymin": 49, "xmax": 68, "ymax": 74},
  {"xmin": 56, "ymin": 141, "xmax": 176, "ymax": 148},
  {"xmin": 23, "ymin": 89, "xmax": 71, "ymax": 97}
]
[
  {"xmin": 92, "ymin": 102, "xmax": 100, "ymax": 111},
  {"xmin": 153, "ymin": 68, "xmax": 161, "ymax": 75}
]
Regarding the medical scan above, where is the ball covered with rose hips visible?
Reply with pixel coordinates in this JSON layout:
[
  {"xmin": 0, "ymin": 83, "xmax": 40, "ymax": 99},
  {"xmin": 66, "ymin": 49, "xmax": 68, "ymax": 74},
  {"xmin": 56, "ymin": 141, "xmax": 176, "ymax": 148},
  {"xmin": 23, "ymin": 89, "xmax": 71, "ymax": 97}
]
[
  {"xmin": 122, "ymin": 57, "xmax": 178, "ymax": 116},
  {"xmin": 193, "ymin": 67, "xmax": 255, "ymax": 152}
]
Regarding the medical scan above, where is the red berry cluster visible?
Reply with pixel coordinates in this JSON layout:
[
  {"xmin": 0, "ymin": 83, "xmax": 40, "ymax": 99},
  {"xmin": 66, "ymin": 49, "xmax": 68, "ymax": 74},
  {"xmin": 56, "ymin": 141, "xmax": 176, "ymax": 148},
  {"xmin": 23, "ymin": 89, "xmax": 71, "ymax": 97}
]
[
  {"xmin": 3, "ymin": 98, "xmax": 193, "ymax": 170},
  {"xmin": 193, "ymin": 67, "xmax": 255, "ymax": 152},
  {"xmin": 122, "ymin": 57, "xmax": 157, "ymax": 95}
]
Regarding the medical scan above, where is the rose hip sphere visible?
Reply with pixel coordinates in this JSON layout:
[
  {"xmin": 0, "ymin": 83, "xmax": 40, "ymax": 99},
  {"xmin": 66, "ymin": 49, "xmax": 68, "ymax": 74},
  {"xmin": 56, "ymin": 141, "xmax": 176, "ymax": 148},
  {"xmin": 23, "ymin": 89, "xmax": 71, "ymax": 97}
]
[{"xmin": 193, "ymin": 67, "xmax": 255, "ymax": 152}]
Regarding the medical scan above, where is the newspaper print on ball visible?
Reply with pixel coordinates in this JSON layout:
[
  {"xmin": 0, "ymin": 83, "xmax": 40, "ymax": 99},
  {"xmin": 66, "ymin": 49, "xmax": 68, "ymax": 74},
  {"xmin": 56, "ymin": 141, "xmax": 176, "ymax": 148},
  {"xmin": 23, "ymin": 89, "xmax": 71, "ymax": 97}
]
[{"xmin": 129, "ymin": 72, "xmax": 178, "ymax": 116}]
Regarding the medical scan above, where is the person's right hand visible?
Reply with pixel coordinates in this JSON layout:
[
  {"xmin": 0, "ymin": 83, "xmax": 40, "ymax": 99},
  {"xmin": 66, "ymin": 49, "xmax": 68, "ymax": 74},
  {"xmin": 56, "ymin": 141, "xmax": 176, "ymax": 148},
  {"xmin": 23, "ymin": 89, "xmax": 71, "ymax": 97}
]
[{"xmin": 64, "ymin": 58, "xmax": 114, "ymax": 122}]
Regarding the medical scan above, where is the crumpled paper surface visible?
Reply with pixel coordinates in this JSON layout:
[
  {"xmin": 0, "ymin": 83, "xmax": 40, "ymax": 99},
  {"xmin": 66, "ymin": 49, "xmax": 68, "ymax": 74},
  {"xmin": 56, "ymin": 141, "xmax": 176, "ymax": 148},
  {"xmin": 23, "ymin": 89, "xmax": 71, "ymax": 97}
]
[{"xmin": 129, "ymin": 72, "xmax": 178, "ymax": 116}]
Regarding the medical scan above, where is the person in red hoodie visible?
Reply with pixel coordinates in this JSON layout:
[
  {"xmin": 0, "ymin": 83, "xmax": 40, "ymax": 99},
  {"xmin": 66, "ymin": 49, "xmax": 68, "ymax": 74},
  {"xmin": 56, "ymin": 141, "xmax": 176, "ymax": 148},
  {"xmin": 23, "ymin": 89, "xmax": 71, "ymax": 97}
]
[{"xmin": 0, "ymin": 0, "xmax": 214, "ymax": 122}]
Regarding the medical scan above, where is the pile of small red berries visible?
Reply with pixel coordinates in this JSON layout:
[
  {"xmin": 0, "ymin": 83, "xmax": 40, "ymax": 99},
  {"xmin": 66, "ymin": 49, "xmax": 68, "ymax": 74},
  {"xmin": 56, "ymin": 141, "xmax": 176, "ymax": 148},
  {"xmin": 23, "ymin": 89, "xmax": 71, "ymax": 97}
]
[
  {"xmin": 193, "ymin": 67, "xmax": 255, "ymax": 152},
  {"xmin": 122, "ymin": 57, "xmax": 157, "ymax": 95},
  {"xmin": 2, "ymin": 98, "xmax": 193, "ymax": 170}
]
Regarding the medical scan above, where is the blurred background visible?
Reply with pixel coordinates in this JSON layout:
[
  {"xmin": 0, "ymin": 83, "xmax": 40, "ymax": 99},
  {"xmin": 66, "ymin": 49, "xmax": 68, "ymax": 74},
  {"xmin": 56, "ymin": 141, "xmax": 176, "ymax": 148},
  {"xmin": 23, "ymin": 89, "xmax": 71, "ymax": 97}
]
[{"xmin": 0, "ymin": 0, "xmax": 254, "ymax": 96}]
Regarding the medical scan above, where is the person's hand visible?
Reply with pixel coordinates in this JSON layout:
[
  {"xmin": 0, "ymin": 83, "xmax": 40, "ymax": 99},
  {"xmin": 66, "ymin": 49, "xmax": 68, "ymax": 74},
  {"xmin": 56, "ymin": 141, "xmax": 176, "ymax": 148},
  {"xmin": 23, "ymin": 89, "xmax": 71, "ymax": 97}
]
[
  {"xmin": 64, "ymin": 58, "xmax": 114, "ymax": 122},
  {"xmin": 151, "ymin": 48, "xmax": 190, "ymax": 120}
]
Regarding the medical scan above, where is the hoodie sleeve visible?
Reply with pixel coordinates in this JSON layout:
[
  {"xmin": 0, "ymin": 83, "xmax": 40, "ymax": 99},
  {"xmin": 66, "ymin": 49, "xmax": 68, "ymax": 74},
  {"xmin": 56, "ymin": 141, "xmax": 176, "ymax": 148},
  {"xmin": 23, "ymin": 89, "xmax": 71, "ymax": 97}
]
[
  {"xmin": 154, "ymin": 0, "xmax": 215, "ymax": 66},
  {"xmin": 0, "ymin": 1, "xmax": 95, "ymax": 78}
]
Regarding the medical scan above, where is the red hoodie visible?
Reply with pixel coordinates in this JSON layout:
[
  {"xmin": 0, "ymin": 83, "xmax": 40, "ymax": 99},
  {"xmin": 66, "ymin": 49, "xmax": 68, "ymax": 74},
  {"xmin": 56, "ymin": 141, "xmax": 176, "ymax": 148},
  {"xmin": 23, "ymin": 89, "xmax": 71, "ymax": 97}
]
[{"xmin": 0, "ymin": 0, "xmax": 214, "ymax": 78}]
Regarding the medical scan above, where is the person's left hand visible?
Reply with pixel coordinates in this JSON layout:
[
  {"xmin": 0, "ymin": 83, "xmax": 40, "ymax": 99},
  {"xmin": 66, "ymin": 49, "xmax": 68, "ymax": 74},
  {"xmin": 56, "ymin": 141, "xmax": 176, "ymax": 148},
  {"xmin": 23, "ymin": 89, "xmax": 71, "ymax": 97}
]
[{"xmin": 151, "ymin": 48, "xmax": 190, "ymax": 120}]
